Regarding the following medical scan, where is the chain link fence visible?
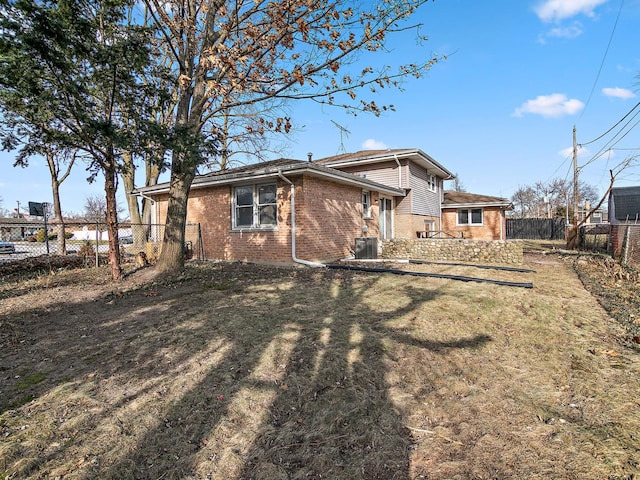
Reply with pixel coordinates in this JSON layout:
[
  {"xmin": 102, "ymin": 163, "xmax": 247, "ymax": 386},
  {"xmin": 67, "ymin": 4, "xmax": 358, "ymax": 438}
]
[
  {"xmin": 578, "ymin": 224, "xmax": 611, "ymax": 253},
  {"xmin": 0, "ymin": 221, "xmax": 203, "ymax": 267},
  {"xmin": 613, "ymin": 224, "xmax": 640, "ymax": 269}
]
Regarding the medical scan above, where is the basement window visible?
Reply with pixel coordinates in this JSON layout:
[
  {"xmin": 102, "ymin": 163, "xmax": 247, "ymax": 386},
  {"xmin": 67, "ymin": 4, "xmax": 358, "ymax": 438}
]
[{"xmin": 233, "ymin": 183, "xmax": 277, "ymax": 229}]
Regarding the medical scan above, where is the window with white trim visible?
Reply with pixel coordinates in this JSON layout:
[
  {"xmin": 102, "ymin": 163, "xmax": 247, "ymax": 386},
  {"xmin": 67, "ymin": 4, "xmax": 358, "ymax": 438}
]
[
  {"xmin": 427, "ymin": 174, "xmax": 437, "ymax": 192},
  {"xmin": 362, "ymin": 191, "xmax": 371, "ymax": 219},
  {"xmin": 457, "ymin": 208, "xmax": 483, "ymax": 225},
  {"xmin": 233, "ymin": 183, "xmax": 277, "ymax": 229}
]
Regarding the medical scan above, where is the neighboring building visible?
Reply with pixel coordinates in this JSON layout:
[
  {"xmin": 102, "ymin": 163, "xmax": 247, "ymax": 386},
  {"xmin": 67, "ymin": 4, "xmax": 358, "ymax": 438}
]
[
  {"xmin": 441, "ymin": 191, "xmax": 513, "ymax": 241},
  {"xmin": 608, "ymin": 186, "xmax": 640, "ymax": 258},
  {"xmin": 608, "ymin": 186, "xmax": 640, "ymax": 224},
  {"xmin": 314, "ymin": 149, "xmax": 454, "ymax": 239},
  {"xmin": 576, "ymin": 201, "xmax": 607, "ymax": 224},
  {"xmin": 0, "ymin": 217, "xmax": 44, "ymax": 241}
]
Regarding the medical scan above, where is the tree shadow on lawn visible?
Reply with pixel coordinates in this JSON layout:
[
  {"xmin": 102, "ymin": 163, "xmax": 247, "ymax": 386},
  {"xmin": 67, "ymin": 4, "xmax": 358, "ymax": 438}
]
[
  {"xmin": 100, "ymin": 270, "xmax": 492, "ymax": 480},
  {"xmin": 1, "ymin": 266, "xmax": 492, "ymax": 479}
]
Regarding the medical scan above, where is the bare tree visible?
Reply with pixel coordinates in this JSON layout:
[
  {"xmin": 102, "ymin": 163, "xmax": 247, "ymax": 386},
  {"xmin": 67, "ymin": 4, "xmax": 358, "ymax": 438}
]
[
  {"xmin": 511, "ymin": 178, "xmax": 599, "ymax": 219},
  {"xmin": 143, "ymin": 0, "xmax": 444, "ymax": 274},
  {"xmin": 83, "ymin": 195, "xmax": 108, "ymax": 224},
  {"xmin": 449, "ymin": 174, "xmax": 466, "ymax": 193}
]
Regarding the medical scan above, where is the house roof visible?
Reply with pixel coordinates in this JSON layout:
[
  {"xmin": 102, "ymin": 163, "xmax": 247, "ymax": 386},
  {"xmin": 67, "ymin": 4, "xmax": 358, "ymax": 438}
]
[
  {"xmin": 313, "ymin": 148, "xmax": 455, "ymax": 180},
  {"xmin": 609, "ymin": 186, "xmax": 640, "ymax": 222},
  {"xmin": 132, "ymin": 158, "xmax": 406, "ymax": 197},
  {"xmin": 442, "ymin": 191, "xmax": 513, "ymax": 209},
  {"xmin": 0, "ymin": 216, "xmax": 45, "ymax": 225}
]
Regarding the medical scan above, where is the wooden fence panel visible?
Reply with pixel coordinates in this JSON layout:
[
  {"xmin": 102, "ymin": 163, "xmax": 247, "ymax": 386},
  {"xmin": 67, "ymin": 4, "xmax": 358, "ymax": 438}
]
[{"xmin": 506, "ymin": 218, "xmax": 566, "ymax": 240}]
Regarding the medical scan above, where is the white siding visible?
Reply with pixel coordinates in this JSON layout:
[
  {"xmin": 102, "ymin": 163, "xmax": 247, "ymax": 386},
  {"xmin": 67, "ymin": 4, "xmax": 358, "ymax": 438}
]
[
  {"xmin": 409, "ymin": 162, "xmax": 441, "ymax": 216},
  {"xmin": 337, "ymin": 161, "xmax": 405, "ymax": 189}
]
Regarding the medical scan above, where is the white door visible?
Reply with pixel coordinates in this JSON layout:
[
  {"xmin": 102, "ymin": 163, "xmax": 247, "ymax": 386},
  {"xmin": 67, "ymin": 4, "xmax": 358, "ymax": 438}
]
[{"xmin": 379, "ymin": 197, "xmax": 393, "ymax": 240}]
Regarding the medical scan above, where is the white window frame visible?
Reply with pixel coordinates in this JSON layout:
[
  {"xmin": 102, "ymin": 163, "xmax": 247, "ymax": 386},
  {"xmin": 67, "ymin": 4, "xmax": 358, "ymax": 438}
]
[
  {"xmin": 427, "ymin": 174, "xmax": 437, "ymax": 193},
  {"xmin": 362, "ymin": 191, "xmax": 372, "ymax": 219},
  {"xmin": 232, "ymin": 183, "xmax": 278, "ymax": 230},
  {"xmin": 457, "ymin": 208, "xmax": 483, "ymax": 226}
]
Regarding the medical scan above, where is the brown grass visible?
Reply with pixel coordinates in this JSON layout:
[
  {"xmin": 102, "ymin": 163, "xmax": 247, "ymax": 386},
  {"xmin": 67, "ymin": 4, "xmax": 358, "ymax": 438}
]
[{"xmin": 1, "ymin": 255, "xmax": 639, "ymax": 479}]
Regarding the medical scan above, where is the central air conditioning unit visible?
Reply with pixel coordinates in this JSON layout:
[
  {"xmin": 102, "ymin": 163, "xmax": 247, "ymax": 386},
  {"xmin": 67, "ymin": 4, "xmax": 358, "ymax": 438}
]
[{"xmin": 354, "ymin": 237, "xmax": 378, "ymax": 259}]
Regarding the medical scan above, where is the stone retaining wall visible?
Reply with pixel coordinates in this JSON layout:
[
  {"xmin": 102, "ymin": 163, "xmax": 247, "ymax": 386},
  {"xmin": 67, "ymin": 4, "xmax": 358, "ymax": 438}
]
[{"xmin": 381, "ymin": 238, "xmax": 523, "ymax": 264}]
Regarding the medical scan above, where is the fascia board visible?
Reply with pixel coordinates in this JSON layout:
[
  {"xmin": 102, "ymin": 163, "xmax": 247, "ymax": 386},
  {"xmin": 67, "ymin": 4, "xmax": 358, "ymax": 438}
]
[
  {"xmin": 444, "ymin": 202, "xmax": 513, "ymax": 209},
  {"xmin": 321, "ymin": 149, "xmax": 454, "ymax": 179}
]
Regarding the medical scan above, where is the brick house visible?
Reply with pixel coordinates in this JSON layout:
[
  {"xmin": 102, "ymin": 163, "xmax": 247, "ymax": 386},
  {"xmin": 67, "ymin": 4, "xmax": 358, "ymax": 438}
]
[
  {"xmin": 314, "ymin": 149, "xmax": 455, "ymax": 239},
  {"xmin": 441, "ymin": 191, "xmax": 513, "ymax": 240},
  {"xmin": 608, "ymin": 186, "xmax": 640, "ymax": 257},
  {"xmin": 133, "ymin": 158, "xmax": 404, "ymax": 265},
  {"xmin": 133, "ymin": 149, "xmax": 514, "ymax": 264}
]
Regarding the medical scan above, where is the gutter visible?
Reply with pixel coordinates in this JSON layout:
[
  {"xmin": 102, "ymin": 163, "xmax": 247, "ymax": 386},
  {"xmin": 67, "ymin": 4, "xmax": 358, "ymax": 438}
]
[{"xmin": 277, "ymin": 171, "xmax": 325, "ymax": 268}]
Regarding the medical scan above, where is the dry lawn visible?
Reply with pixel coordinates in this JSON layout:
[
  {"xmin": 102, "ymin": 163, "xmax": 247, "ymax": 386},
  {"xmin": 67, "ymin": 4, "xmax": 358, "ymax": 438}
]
[{"xmin": 1, "ymin": 253, "xmax": 639, "ymax": 479}]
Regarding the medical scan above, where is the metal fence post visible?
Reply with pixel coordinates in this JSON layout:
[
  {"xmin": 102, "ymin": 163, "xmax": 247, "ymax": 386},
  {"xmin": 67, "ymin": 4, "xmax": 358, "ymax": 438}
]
[{"xmin": 95, "ymin": 222, "xmax": 99, "ymax": 267}]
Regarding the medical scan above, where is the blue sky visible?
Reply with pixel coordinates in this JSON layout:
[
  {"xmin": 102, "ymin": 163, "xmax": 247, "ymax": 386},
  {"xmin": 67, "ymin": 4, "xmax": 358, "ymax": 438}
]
[{"xmin": 1, "ymin": 0, "xmax": 640, "ymax": 216}]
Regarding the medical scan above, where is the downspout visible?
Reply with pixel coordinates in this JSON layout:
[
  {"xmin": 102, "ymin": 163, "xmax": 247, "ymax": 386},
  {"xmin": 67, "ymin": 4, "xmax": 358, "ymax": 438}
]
[
  {"xmin": 278, "ymin": 171, "xmax": 325, "ymax": 267},
  {"xmin": 393, "ymin": 154, "xmax": 402, "ymax": 189},
  {"xmin": 138, "ymin": 191, "xmax": 156, "ymax": 205}
]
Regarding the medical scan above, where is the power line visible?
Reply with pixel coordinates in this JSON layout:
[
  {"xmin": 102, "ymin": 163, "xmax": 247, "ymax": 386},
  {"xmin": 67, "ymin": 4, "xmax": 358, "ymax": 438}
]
[
  {"xmin": 579, "ymin": 101, "xmax": 640, "ymax": 146},
  {"xmin": 580, "ymin": 111, "xmax": 640, "ymax": 169},
  {"xmin": 578, "ymin": 0, "xmax": 625, "ymax": 120}
]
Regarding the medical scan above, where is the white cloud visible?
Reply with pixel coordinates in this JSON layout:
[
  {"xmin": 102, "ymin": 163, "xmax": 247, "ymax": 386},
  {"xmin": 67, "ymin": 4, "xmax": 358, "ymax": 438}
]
[
  {"xmin": 559, "ymin": 145, "xmax": 591, "ymax": 158},
  {"xmin": 513, "ymin": 93, "xmax": 584, "ymax": 118},
  {"xmin": 537, "ymin": 22, "xmax": 584, "ymax": 44},
  {"xmin": 361, "ymin": 139, "xmax": 387, "ymax": 150},
  {"xmin": 534, "ymin": 0, "xmax": 608, "ymax": 22},
  {"xmin": 602, "ymin": 87, "xmax": 636, "ymax": 99},
  {"xmin": 548, "ymin": 23, "xmax": 584, "ymax": 38}
]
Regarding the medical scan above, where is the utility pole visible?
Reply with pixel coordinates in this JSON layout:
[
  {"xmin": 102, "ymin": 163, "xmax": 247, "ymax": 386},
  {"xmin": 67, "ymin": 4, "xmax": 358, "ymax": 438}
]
[{"xmin": 573, "ymin": 126, "xmax": 579, "ymax": 225}]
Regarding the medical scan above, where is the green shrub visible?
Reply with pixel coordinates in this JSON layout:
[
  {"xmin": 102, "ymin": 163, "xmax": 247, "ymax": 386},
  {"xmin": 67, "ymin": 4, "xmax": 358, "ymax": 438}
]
[{"xmin": 35, "ymin": 229, "xmax": 46, "ymax": 242}]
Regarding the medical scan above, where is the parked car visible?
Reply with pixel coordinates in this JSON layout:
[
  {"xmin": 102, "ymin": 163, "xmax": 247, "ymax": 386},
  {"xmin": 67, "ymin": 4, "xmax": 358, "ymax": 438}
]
[
  {"xmin": 0, "ymin": 241, "xmax": 16, "ymax": 254},
  {"xmin": 119, "ymin": 235, "xmax": 133, "ymax": 245}
]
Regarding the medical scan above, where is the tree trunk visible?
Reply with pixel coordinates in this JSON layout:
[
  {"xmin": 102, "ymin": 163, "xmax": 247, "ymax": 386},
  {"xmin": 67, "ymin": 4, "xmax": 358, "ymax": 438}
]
[
  {"xmin": 141, "ymin": 150, "xmax": 162, "ymax": 233},
  {"xmin": 154, "ymin": 152, "xmax": 194, "ymax": 274},
  {"xmin": 50, "ymin": 172, "xmax": 66, "ymax": 256},
  {"xmin": 104, "ymin": 151, "xmax": 123, "ymax": 280},
  {"xmin": 121, "ymin": 152, "xmax": 143, "ymax": 225},
  {"xmin": 120, "ymin": 151, "xmax": 146, "ymax": 252},
  {"xmin": 46, "ymin": 149, "xmax": 69, "ymax": 255}
]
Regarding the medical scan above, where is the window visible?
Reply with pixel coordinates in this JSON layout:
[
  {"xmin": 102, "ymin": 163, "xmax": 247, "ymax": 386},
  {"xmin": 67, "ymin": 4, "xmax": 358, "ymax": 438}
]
[
  {"xmin": 427, "ymin": 174, "xmax": 437, "ymax": 192},
  {"xmin": 233, "ymin": 183, "xmax": 277, "ymax": 229},
  {"xmin": 457, "ymin": 208, "xmax": 483, "ymax": 225},
  {"xmin": 362, "ymin": 191, "xmax": 371, "ymax": 219}
]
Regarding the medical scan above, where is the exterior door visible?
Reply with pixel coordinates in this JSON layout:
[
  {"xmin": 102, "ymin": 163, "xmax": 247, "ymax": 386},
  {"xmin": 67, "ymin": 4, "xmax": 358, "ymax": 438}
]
[{"xmin": 379, "ymin": 197, "xmax": 393, "ymax": 240}]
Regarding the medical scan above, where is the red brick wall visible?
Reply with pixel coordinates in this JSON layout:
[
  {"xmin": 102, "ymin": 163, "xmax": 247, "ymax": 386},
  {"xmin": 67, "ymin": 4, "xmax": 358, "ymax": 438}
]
[
  {"xmin": 441, "ymin": 207, "xmax": 506, "ymax": 240},
  {"xmin": 294, "ymin": 176, "xmax": 377, "ymax": 261},
  {"xmin": 153, "ymin": 175, "xmax": 374, "ymax": 264},
  {"xmin": 394, "ymin": 213, "xmax": 441, "ymax": 239}
]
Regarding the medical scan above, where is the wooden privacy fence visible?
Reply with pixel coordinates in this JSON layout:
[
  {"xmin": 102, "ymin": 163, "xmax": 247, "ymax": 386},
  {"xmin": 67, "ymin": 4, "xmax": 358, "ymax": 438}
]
[{"xmin": 506, "ymin": 218, "xmax": 566, "ymax": 240}]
